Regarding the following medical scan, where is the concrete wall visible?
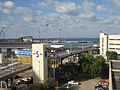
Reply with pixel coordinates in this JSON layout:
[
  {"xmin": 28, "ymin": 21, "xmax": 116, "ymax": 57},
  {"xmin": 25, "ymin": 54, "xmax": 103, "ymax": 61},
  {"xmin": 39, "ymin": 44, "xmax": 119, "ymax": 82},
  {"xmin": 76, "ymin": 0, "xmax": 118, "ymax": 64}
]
[{"xmin": 100, "ymin": 33, "xmax": 108, "ymax": 57}]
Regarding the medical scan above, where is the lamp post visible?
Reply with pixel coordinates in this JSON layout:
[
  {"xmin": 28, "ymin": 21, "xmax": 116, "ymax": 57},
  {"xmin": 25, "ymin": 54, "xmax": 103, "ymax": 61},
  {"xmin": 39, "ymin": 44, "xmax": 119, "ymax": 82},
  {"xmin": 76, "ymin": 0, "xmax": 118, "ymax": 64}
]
[
  {"xmin": 70, "ymin": 42, "xmax": 72, "ymax": 53},
  {"xmin": 38, "ymin": 60, "xmax": 40, "ymax": 79},
  {"xmin": 59, "ymin": 29, "xmax": 61, "ymax": 42},
  {"xmin": 46, "ymin": 24, "xmax": 50, "ymax": 43},
  {"xmin": 39, "ymin": 31, "xmax": 41, "ymax": 42}
]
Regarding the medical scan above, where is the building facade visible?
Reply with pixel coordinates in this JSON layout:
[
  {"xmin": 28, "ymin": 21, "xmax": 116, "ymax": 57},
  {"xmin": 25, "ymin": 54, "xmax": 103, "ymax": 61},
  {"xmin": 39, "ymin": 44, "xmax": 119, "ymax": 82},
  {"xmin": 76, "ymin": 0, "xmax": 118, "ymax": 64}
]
[
  {"xmin": 32, "ymin": 43, "xmax": 49, "ymax": 84},
  {"xmin": 100, "ymin": 33, "xmax": 120, "ymax": 57}
]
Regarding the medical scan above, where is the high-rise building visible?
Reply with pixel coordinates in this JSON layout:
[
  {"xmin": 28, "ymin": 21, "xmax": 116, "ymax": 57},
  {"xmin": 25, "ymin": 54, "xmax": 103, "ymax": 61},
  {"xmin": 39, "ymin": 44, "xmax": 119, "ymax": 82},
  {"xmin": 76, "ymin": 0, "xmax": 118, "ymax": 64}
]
[{"xmin": 100, "ymin": 32, "xmax": 120, "ymax": 57}]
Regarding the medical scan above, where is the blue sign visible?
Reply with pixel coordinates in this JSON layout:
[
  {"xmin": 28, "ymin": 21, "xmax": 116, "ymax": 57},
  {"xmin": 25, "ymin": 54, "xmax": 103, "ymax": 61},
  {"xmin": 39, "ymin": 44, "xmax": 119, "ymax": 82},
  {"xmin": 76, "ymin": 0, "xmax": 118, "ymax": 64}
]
[
  {"xmin": 15, "ymin": 50, "xmax": 32, "ymax": 56},
  {"xmin": 45, "ymin": 51, "xmax": 49, "ymax": 57}
]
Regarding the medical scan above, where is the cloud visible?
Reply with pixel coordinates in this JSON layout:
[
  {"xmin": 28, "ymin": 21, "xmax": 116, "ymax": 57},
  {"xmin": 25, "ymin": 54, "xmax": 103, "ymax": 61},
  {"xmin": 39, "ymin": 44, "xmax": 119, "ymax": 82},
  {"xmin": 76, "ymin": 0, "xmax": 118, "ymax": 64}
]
[
  {"xmin": 4, "ymin": 1, "xmax": 15, "ymax": 8},
  {"xmin": 3, "ymin": 9, "xmax": 11, "ymax": 14},
  {"xmin": 1, "ymin": 0, "xmax": 120, "ymax": 38},
  {"xmin": 37, "ymin": 0, "xmax": 81, "ymax": 16},
  {"xmin": 22, "ymin": 16, "xmax": 33, "ymax": 22},
  {"xmin": 96, "ymin": 5, "xmax": 113, "ymax": 13},
  {"xmin": 107, "ymin": 0, "xmax": 120, "ymax": 7},
  {"xmin": 0, "ymin": 1, "xmax": 33, "ymax": 15},
  {"xmin": 79, "ymin": 12, "xmax": 97, "ymax": 20},
  {"xmin": 6, "ymin": 16, "xmax": 15, "ymax": 21},
  {"xmin": 82, "ymin": 1, "xmax": 95, "ymax": 14},
  {"xmin": 55, "ymin": 1, "xmax": 80, "ymax": 16},
  {"xmin": 14, "ymin": 7, "xmax": 33, "ymax": 15}
]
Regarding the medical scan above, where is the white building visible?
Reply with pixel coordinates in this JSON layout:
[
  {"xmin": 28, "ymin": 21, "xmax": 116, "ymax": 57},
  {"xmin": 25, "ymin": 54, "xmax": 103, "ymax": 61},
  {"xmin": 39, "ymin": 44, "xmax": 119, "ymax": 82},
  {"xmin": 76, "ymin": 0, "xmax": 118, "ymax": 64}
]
[{"xmin": 100, "ymin": 32, "xmax": 120, "ymax": 57}]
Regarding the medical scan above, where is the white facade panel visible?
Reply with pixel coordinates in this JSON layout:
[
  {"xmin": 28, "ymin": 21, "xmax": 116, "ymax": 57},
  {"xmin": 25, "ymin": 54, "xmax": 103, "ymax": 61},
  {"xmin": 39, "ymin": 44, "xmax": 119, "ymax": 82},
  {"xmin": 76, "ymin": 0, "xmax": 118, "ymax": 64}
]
[
  {"xmin": 32, "ymin": 43, "xmax": 49, "ymax": 84},
  {"xmin": 100, "ymin": 33, "xmax": 120, "ymax": 56}
]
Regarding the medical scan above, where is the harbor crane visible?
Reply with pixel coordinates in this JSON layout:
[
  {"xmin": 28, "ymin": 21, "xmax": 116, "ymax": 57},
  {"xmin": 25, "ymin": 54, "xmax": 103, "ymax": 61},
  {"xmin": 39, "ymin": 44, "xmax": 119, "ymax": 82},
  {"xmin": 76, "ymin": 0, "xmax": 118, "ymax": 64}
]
[{"xmin": 0, "ymin": 27, "xmax": 5, "ymax": 40}]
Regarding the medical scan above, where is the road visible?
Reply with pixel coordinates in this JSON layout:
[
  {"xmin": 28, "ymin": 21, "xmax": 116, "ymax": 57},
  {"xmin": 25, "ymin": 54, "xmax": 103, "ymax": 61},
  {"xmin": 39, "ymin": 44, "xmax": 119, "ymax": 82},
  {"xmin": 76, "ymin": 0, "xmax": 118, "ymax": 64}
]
[
  {"xmin": 70, "ymin": 78, "xmax": 102, "ymax": 90},
  {"xmin": 0, "ymin": 64, "xmax": 32, "ymax": 80}
]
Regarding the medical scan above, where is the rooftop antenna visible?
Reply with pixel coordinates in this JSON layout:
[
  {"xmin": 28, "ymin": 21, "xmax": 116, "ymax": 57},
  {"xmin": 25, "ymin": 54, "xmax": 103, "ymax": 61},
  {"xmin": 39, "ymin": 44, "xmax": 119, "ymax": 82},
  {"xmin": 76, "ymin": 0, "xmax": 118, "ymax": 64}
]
[{"xmin": 100, "ymin": 30, "xmax": 102, "ymax": 33}]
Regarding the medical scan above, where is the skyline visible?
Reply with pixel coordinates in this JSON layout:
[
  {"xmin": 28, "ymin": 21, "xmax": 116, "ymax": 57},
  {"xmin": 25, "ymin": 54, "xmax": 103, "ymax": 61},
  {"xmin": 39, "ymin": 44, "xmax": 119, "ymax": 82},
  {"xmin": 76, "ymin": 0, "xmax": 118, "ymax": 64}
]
[{"xmin": 0, "ymin": 0, "xmax": 120, "ymax": 39}]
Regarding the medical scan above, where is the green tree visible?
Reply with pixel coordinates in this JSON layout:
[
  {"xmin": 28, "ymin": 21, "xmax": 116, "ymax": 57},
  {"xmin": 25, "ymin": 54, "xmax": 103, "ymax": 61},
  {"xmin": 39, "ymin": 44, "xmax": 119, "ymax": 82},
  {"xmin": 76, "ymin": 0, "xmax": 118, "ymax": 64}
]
[
  {"xmin": 21, "ymin": 78, "xmax": 57, "ymax": 90},
  {"xmin": 90, "ymin": 55, "xmax": 108, "ymax": 78},
  {"xmin": 106, "ymin": 51, "xmax": 117, "ymax": 60},
  {"xmin": 56, "ymin": 62, "xmax": 79, "ymax": 83},
  {"xmin": 78, "ymin": 53, "xmax": 108, "ymax": 78},
  {"xmin": 79, "ymin": 53, "xmax": 94, "ymax": 75}
]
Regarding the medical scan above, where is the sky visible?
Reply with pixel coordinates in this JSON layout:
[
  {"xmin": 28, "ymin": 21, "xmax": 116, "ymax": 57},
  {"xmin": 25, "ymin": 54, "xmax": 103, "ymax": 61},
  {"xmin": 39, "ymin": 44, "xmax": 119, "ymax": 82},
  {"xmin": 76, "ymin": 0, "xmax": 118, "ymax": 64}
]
[{"xmin": 0, "ymin": 0, "xmax": 120, "ymax": 39}]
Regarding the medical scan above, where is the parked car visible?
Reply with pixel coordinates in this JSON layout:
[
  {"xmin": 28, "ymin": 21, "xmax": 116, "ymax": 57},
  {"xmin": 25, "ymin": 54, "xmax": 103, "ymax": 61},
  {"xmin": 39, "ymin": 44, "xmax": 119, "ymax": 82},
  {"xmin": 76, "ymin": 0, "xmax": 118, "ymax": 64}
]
[
  {"xmin": 61, "ymin": 84, "xmax": 71, "ymax": 90},
  {"xmin": 68, "ymin": 80, "xmax": 80, "ymax": 85},
  {"xmin": 95, "ymin": 80, "xmax": 109, "ymax": 90}
]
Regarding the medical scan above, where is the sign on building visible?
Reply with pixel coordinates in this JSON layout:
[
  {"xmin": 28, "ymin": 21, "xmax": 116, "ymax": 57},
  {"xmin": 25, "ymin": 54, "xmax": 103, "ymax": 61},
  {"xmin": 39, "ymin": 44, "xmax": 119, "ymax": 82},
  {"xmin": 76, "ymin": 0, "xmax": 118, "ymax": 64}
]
[{"xmin": 15, "ymin": 50, "xmax": 32, "ymax": 56}]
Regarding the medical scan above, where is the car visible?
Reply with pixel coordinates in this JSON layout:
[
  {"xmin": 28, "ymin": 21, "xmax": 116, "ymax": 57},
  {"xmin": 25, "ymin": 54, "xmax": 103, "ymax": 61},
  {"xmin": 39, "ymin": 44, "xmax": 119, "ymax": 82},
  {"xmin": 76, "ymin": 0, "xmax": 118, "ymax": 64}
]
[
  {"xmin": 95, "ymin": 87, "xmax": 104, "ymax": 90},
  {"xmin": 68, "ymin": 80, "xmax": 80, "ymax": 85},
  {"xmin": 20, "ymin": 77, "xmax": 33, "ymax": 84},
  {"xmin": 95, "ymin": 80, "xmax": 109, "ymax": 90},
  {"xmin": 61, "ymin": 84, "xmax": 71, "ymax": 89}
]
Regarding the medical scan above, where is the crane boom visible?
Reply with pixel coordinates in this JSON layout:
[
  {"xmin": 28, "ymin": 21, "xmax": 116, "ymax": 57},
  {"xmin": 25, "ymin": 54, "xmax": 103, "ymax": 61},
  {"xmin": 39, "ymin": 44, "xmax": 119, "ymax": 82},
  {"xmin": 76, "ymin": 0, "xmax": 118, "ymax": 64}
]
[{"xmin": 0, "ymin": 27, "xmax": 4, "ymax": 36}]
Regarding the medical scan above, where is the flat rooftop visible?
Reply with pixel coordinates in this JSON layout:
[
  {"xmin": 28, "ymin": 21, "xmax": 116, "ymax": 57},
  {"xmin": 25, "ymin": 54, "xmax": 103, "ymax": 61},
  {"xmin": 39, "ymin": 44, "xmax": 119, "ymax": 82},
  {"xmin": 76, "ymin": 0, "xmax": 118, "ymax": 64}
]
[{"xmin": 110, "ymin": 60, "xmax": 120, "ymax": 90}]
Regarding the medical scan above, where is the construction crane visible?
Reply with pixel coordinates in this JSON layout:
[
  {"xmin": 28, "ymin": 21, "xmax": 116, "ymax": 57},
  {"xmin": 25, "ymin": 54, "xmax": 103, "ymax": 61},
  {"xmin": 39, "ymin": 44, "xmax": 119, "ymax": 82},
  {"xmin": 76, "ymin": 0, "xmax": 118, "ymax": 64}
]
[{"xmin": 0, "ymin": 27, "xmax": 5, "ymax": 40}]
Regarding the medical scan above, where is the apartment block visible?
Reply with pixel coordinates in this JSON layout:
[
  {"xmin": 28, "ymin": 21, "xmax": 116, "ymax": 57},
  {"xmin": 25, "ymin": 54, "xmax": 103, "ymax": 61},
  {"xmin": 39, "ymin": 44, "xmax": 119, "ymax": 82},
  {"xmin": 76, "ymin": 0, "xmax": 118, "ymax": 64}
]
[{"xmin": 100, "ymin": 33, "xmax": 120, "ymax": 57}]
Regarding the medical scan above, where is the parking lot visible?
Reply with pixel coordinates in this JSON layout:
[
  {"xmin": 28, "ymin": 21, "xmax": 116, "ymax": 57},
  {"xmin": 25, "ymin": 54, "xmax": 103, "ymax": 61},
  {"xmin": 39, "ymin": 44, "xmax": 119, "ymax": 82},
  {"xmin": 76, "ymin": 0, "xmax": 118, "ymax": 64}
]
[
  {"xmin": 68, "ymin": 77, "xmax": 107, "ymax": 90},
  {"xmin": 79, "ymin": 78, "xmax": 101, "ymax": 90}
]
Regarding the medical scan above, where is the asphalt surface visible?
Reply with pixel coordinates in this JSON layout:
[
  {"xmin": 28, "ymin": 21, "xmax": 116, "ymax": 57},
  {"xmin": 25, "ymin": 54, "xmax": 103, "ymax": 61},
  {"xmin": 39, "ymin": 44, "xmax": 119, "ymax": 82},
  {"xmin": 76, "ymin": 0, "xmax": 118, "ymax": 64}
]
[{"xmin": 70, "ymin": 78, "xmax": 103, "ymax": 90}]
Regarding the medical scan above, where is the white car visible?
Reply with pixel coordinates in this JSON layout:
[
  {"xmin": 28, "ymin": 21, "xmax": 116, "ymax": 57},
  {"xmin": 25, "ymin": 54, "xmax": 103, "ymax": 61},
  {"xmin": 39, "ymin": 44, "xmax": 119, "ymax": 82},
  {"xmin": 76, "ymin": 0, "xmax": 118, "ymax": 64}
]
[{"xmin": 68, "ymin": 80, "xmax": 79, "ymax": 85}]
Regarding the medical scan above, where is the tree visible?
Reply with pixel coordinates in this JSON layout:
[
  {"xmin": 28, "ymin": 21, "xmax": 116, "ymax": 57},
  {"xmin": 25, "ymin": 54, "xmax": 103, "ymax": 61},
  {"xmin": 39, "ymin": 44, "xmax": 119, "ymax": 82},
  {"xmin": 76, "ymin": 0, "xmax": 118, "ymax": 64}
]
[
  {"xmin": 90, "ymin": 55, "xmax": 108, "ymax": 78},
  {"xmin": 78, "ymin": 53, "xmax": 109, "ymax": 78},
  {"xmin": 106, "ymin": 51, "xmax": 117, "ymax": 60},
  {"xmin": 79, "ymin": 53, "xmax": 94, "ymax": 76},
  {"xmin": 21, "ymin": 78, "xmax": 57, "ymax": 90},
  {"xmin": 56, "ymin": 62, "xmax": 79, "ymax": 83}
]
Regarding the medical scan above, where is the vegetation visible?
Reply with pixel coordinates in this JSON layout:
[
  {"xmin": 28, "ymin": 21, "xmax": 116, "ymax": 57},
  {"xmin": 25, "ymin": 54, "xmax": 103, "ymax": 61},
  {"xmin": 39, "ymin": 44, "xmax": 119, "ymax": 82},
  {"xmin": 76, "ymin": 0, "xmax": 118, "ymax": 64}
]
[
  {"xmin": 79, "ymin": 53, "xmax": 108, "ymax": 78},
  {"xmin": 22, "ymin": 78, "xmax": 57, "ymax": 90},
  {"xmin": 56, "ymin": 62, "xmax": 79, "ymax": 83},
  {"xmin": 56, "ymin": 53, "xmax": 108, "ymax": 84},
  {"xmin": 106, "ymin": 51, "xmax": 117, "ymax": 60},
  {"xmin": 90, "ymin": 55, "xmax": 108, "ymax": 78},
  {"xmin": 21, "ymin": 53, "xmax": 109, "ymax": 89}
]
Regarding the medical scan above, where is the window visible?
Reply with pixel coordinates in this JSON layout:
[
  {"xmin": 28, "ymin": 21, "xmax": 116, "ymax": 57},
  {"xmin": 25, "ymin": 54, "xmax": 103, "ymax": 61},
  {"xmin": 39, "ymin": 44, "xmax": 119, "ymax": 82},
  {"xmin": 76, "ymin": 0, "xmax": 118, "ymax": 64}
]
[
  {"xmin": 116, "ymin": 39, "xmax": 120, "ymax": 40},
  {"xmin": 116, "ymin": 48, "xmax": 120, "ymax": 50},
  {"xmin": 109, "ymin": 39, "xmax": 115, "ymax": 40},
  {"xmin": 109, "ymin": 43, "xmax": 115, "ymax": 45},
  {"xmin": 109, "ymin": 48, "xmax": 115, "ymax": 50}
]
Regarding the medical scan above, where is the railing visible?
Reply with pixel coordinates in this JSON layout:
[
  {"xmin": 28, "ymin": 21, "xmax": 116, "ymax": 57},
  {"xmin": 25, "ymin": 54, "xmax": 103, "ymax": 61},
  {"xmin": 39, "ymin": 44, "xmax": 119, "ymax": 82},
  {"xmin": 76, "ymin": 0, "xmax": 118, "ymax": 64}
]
[
  {"xmin": 0, "ymin": 62, "xmax": 19, "ymax": 70},
  {"xmin": 56, "ymin": 47, "xmax": 98, "ymax": 59},
  {"xmin": 0, "ymin": 64, "xmax": 32, "ymax": 80}
]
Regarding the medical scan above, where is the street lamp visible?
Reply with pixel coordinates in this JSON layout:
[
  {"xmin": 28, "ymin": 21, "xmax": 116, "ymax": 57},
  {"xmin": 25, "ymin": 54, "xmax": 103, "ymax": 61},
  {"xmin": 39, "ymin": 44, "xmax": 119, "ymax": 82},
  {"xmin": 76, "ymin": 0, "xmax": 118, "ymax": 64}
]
[
  {"xmin": 59, "ymin": 29, "xmax": 61, "ymax": 42},
  {"xmin": 39, "ymin": 31, "xmax": 41, "ymax": 42},
  {"xmin": 70, "ymin": 42, "xmax": 72, "ymax": 53},
  {"xmin": 45, "ymin": 24, "xmax": 50, "ymax": 43}
]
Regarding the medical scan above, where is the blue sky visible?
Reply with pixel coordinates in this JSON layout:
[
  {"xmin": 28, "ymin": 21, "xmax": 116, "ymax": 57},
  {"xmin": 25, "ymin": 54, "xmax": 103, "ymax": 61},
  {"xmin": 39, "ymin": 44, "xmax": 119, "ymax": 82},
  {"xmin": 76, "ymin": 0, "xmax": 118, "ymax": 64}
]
[{"xmin": 0, "ymin": 0, "xmax": 120, "ymax": 39}]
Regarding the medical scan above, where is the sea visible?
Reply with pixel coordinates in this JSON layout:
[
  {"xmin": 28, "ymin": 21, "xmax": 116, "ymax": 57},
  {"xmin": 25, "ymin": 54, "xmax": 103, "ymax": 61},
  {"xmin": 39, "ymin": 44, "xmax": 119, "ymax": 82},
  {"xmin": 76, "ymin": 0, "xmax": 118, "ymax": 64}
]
[
  {"xmin": 35, "ymin": 38, "xmax": 99, "ymax": 48},
  {"xmin": 5, "ymin": 38, "xmax": 99, "ymax": 49}
]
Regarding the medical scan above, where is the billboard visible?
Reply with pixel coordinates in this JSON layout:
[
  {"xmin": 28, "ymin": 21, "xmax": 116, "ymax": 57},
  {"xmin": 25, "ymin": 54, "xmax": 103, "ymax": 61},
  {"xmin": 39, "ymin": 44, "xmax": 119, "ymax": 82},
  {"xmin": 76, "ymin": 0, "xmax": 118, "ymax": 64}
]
[{"xmin": 15, "ymin": 50, "xmax": 32, "ymax": 56}]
